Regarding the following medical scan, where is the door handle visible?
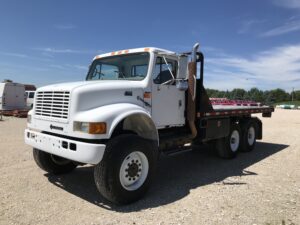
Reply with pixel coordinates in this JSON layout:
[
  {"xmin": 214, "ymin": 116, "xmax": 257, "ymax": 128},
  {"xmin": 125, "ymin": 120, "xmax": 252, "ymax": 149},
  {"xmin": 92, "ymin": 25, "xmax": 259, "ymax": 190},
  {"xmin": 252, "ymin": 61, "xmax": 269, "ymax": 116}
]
[{"xmin": 179, "ymin": 100, "xmax": 182, "ymax": 107}]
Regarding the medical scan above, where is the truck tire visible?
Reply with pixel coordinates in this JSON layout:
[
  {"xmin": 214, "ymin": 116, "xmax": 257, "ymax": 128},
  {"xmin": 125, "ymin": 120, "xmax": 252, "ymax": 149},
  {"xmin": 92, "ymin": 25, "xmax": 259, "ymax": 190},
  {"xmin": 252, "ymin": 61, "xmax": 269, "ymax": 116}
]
[
  {"xmin": 216, "ymin": 123, "xmax": 241, "ymax": 159},
  {"xmin": 94, "ymin": 134, "xmax": 158, "ymax": 205},
  {"xmin": 33, "ymin": 148, "xmax": 77, "ymax": 174},
  {"xmin": 240, "ymin": 120, "xmax": 257, "ymax": 152}
]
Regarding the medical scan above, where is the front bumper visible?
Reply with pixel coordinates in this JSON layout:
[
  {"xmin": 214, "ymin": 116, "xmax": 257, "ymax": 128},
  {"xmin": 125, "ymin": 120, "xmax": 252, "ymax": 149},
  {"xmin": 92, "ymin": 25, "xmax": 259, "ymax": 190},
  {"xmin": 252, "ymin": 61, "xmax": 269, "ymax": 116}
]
[{"xmin": 25, "ymin": 129, "xmax": 106, "ymax": 164}]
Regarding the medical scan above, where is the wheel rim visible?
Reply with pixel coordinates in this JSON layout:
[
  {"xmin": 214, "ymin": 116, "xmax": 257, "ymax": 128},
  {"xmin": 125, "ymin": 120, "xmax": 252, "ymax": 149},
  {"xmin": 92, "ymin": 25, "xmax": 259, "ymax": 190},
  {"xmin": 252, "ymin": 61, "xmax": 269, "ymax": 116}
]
[
  {"xmin": 50, "ymin": 155, "xmax": 70, "ymax": 165},
  {"xmin": 119, "ymin": 151, "xmax": 149, "ymax": 191},
  {"xmin": 230, "ymin": 130, "xmax": 240, "ymax": 152},
  {"xmin": 247, "ymin": 126, "xmax": 255, "ymax": 146}
]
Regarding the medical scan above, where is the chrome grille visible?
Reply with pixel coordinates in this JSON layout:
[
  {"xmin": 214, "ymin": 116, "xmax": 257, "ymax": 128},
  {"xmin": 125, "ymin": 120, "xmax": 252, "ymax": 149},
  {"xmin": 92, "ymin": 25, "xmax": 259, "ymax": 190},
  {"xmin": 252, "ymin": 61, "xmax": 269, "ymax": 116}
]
[{"xmin": 35, "ymin": 91, "xmax": 70, "ymax": 119}]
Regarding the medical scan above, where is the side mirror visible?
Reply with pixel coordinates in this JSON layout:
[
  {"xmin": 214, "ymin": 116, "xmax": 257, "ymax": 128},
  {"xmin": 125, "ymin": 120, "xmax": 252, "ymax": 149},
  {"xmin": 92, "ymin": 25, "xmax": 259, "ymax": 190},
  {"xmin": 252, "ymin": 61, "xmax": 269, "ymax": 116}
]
[
  {"xmin": 177, "ymin": 55, "xmax": 188, "ymax": 79},
  {"xmin": 176, "ymin": 80, "xmax": 188, "ymax": 91}
]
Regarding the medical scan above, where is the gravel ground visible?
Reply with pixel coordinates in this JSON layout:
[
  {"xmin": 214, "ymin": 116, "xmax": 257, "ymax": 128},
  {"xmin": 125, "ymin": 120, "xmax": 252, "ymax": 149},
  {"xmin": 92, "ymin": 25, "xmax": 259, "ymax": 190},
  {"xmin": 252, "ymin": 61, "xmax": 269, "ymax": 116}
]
[{"xmin": 0, "ymin": 109, "xmax": 299, "ymax": 225}]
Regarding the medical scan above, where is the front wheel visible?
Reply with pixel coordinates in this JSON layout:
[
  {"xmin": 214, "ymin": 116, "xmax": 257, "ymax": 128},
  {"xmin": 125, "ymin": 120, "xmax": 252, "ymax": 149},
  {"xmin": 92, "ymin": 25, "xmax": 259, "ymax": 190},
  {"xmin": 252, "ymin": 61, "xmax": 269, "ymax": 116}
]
[
  {"xmin": 94, "ymin": 134, "xmax": 158, "ymax": 205},
  {"xmin": 33, "ymin": 148, "xmax": 77, "ymax": 174}
]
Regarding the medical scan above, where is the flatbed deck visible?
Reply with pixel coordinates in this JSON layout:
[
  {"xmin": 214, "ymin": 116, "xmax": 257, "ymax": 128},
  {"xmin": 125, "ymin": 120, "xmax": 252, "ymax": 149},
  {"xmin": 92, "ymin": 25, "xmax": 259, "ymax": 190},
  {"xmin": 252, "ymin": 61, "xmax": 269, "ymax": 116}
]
[{"xmin": 197, "ymin": 105, "xmax": 274, "ymax": 118}]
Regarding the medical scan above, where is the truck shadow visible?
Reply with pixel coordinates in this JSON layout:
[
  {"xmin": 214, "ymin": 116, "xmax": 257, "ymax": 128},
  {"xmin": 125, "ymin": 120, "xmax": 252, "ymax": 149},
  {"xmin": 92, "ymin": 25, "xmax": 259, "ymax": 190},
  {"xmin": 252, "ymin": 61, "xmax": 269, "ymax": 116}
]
[{"xmin": 45, "ymin": 141, "xmax": 288, "ymax": 212}]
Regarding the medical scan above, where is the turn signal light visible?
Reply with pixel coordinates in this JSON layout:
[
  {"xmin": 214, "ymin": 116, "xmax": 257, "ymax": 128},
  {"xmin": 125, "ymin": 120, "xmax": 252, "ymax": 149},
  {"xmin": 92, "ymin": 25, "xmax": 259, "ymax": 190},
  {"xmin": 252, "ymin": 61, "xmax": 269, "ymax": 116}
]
[
  {"xmin": 89, "ymin": 122, "xmax": 107, "ymax": 134},
  {"xmin": 143, "ymin": 92, "xmax": 151, "ymax": 99},
  {"xmin": 74, "ymin": 122, "xmax": 107, "ymax": 134}
]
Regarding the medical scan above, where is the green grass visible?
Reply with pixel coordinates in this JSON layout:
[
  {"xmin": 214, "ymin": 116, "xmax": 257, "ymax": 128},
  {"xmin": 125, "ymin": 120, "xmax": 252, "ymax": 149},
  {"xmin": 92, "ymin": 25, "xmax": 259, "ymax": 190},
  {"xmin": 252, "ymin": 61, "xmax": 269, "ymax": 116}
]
[{"xmin": 274, "ymin": 101, "xmax": 300, "ymax": 107}]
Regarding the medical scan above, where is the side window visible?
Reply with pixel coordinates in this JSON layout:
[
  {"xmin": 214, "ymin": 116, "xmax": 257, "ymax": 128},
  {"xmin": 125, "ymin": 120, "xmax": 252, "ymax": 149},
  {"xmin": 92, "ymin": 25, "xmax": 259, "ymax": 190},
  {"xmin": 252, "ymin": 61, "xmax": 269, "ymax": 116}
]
[
  {"xmin": 153, "ymin": 57, "xmax": 177, "ymax": 84},
  {"xmin": 29, "ymin": 92, "xmax": 35, "ymax": 98}
]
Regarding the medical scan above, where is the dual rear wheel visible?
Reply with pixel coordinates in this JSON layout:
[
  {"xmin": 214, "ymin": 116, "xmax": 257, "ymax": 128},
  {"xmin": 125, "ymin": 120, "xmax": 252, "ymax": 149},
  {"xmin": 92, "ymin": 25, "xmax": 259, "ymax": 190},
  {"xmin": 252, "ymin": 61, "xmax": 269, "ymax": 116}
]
[{"xmin": 216, "ymin": 119, "xmax": 257, "ymax": 159}]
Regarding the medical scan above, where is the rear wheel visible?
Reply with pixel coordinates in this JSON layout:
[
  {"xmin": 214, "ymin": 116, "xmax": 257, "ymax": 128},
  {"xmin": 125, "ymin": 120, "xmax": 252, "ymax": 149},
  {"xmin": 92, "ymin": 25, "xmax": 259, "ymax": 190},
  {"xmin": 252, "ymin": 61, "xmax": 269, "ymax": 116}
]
[
  {"xmin": 33, "ymin": 148, "xmax": 77, "ymax": 174},
  {"xmin": 94, "ymin": 134, "xmax": 158, "ymax": 205},
  {"xmin": 241, "ymin": 120, "xmax": 257, "ymax": 152},
  {"xmin": 216, "ymin": 123, "xmax": 241, "ymax": 159}
]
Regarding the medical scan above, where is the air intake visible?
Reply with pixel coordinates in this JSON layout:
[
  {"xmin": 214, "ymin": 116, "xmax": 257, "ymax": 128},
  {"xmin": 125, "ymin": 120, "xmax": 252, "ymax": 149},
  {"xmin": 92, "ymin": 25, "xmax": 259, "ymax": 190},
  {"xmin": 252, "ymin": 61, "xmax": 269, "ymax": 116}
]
[{"xmin": 35, "ymin": 91, "xmax": 70, "ymax": 120}]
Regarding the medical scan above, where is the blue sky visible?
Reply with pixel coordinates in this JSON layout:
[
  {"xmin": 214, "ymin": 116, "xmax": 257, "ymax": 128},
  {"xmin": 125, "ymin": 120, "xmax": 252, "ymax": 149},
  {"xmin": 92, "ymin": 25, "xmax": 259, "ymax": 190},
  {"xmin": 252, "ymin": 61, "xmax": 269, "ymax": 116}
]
[{"xmin": 0, "ymin": 0, "xmax": 300, "ymax": 91}]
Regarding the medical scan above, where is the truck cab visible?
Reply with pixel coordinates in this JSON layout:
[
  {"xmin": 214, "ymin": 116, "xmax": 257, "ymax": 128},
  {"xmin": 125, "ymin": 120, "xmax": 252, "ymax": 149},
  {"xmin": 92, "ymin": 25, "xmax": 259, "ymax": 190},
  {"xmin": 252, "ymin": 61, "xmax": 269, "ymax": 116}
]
[
  {"xmin": 25, "ymin": 91, "xmax": 35, "ymax": 109},
  {"xmin": 25, "ymin": 44, "xmax": 273, "ymax": 204}
]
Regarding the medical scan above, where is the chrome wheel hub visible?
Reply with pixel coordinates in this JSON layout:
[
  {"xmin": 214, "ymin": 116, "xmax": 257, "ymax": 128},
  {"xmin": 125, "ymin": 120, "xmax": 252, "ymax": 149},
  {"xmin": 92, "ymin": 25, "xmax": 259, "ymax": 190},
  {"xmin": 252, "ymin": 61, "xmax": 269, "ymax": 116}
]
[{"xmin": 119, "ymin": 151, "xmax": 149, "ymax": 191}]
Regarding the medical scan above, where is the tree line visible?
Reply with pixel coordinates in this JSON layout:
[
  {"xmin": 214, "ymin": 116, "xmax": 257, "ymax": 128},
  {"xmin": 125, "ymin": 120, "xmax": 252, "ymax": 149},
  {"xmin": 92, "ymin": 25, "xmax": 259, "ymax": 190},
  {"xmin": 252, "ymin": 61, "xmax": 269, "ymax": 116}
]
[{"xmin": 206, "ymin": 88, "xmax": 300, "ymax": 104}]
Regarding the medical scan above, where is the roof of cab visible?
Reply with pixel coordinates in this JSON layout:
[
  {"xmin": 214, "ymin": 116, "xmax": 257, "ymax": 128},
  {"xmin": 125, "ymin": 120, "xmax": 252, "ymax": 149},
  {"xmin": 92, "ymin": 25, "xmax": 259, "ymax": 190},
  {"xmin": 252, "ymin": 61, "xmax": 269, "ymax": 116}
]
[{"xmin": 93, "ymin": 47, "xmax": 177, "ymax": 61}]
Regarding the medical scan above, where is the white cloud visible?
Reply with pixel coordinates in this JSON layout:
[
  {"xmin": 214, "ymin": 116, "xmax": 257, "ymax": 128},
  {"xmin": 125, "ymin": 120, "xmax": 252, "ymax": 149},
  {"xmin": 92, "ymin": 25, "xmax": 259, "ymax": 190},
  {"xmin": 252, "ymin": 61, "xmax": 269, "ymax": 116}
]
[
  {"xmin": 49, "ymin": 64, "xmax": 65, "ymax": 69},
  {"xmin": 238, "ymin": 19, "xmax": 266, "ymax": 34},
  {"xmin": 204, "ymin": 68, "xmax": 257, "ymax": 90},
  {"xmin": 261, "ymin": 20, "xmax": 300, "ymax": 37},
  {"xmin": 49, "ymin": 64, "xmax": 87, "ymax": 71},
  {"xmin": 73, "ymin": 65, "xmax": 87, "ymax": 70},
  {"xmin": 41, "ymin": 48, "xmax": 81, "ymax": 54},
  {"xmin": 272, "ymin": 0, "xmax": 300, "ymax": 9},
  {"xmin": 54, "ymin": 24, "xmax": 76, "ymax": 30},
  {"xmin": 0, "ymin": 51, "xmax": 52, "ymax": 62},
  {"xmin": 0, "ymin": 51, "xmax": 28, "ymax": 58},
  {"xmin": 34, "ymin": 47, "xmax": 97, "ymax": 55},
  {"xmin": 205, "ymin": 44, "xmax": 300, "ymax": 90}
]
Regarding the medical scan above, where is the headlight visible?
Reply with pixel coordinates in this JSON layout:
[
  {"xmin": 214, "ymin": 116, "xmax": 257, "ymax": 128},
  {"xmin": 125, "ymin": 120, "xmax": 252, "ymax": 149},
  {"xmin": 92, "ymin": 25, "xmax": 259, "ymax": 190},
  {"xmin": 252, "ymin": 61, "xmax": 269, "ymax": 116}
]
[
  {"xmin": 27, "ymin": 115, "xmax": 32, "ymax": 123},
  {"xmin": 74, "ymin": 122, "xmax": 107, "ymax": 134}
]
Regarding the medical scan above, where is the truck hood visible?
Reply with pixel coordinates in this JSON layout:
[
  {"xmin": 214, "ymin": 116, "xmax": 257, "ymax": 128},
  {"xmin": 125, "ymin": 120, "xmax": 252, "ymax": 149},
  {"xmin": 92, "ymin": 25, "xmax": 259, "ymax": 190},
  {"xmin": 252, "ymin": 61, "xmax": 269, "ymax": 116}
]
[
  {"xmin": 36, "ymin": 80, "xmax": 146, "ymax": 113},
  {"xmin": 37, "ymin": 80, "xmax": 144, "ymax": 92}
]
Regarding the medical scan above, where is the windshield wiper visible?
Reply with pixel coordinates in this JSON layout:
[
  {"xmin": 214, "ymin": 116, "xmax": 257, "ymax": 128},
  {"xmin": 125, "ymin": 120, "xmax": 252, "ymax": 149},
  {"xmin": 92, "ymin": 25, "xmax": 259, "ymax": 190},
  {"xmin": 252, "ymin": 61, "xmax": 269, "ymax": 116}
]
[{"xmin": 114, "ymin": 71, "xmax": 126, "ymax": 78}]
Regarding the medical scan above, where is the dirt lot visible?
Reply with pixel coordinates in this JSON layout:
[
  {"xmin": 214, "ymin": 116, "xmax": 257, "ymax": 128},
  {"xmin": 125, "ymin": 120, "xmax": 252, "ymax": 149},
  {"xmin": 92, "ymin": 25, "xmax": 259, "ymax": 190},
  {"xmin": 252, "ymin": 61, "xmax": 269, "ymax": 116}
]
[{"xmin": 0, "ymin": 109, "xmax": 299, "ymax": 225}]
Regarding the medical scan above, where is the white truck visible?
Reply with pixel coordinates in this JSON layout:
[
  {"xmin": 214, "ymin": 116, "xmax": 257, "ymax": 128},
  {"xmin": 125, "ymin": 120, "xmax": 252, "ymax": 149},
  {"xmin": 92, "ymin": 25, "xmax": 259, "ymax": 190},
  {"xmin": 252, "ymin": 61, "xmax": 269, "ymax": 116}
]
[
  {"xmin": 25, "ymin": 44, "xmax": 274, "ymax": 204},
  {"xmin": 25, "ymin": 90, "xmax": 36, "ymax": 109}
]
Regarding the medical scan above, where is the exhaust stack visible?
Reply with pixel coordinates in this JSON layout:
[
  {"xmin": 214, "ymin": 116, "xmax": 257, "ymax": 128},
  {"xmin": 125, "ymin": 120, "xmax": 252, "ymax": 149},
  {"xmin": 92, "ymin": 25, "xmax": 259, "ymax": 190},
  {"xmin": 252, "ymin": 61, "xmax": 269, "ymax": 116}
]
[{"xmin": 187, "ymin": 43, "xmax": 199, "ymax": 138}]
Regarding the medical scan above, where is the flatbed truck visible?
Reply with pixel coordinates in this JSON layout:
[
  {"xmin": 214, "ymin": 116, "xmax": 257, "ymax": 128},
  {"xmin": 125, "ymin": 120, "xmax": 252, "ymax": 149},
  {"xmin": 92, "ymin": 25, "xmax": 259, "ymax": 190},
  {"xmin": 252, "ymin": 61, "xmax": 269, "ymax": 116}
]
[{"xmin": 25, "ymin": 43, "xmax": 274, "ymax": 204}]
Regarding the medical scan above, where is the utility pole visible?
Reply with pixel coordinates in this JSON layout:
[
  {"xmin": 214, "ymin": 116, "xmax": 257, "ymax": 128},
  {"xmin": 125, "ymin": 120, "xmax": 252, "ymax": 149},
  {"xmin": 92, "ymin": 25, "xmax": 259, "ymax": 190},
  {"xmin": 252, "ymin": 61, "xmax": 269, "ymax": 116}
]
[{"xmin": 292, "ymin": 87, "xmax": 294, "ymax": 102}]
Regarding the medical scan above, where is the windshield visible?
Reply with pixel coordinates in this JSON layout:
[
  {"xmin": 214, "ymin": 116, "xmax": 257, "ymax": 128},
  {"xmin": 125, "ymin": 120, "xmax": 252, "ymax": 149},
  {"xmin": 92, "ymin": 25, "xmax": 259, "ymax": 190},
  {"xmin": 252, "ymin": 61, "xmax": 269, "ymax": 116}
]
[{"xmin": 86, "ymin": 52, "xmax": 150, "ymax": 81}]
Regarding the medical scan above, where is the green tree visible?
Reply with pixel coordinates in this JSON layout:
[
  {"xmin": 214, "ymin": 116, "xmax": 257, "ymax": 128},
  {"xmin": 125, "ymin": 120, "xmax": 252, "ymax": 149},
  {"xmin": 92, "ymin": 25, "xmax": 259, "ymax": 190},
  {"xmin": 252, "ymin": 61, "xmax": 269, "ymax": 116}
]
[
  {"xmin": 231, "ymin": 88, "xmax": 246, "ymax": 99},
  {"xmin": 248, "ymin": 87, "xmax": 264, "ymax": 102},
  {"xmin": 292, "ymin": 90, "xmax": 300, "ymax": 101},
  {"xmin": 268, "ymin": 88, "xmax": 290, "ymax": 102}
]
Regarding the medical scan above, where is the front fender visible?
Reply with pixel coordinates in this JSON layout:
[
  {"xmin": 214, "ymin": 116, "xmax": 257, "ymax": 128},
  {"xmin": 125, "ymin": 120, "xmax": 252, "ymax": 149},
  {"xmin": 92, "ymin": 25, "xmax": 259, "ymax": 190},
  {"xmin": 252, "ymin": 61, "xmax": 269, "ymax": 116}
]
[{"xmin": 74, "ymin": 103, "xmax": 156, "ymax": 140}]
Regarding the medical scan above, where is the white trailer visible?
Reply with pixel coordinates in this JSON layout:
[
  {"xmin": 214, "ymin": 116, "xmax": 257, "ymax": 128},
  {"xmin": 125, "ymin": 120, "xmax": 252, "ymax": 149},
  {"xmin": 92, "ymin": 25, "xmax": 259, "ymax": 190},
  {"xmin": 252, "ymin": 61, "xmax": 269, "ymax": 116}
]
[{"xmin": 0, "ymin": 82, "xmax": 26, "ymax": 110}]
